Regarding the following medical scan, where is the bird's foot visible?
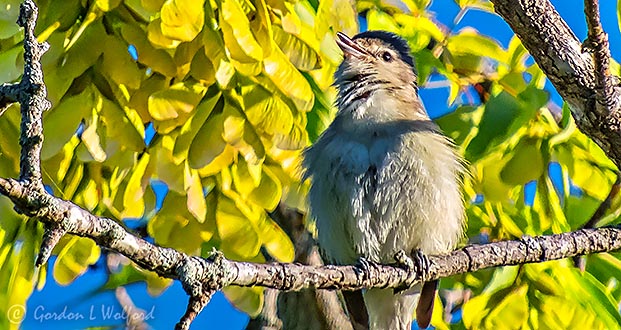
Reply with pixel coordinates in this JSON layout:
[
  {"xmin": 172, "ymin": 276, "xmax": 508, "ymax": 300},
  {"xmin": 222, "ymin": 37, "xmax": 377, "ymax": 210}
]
[
  {"xmin": 354, "ymin": 256, "xmax": 378, "ymax": 281},
  {"xmin": 394, "ymin": 249, "xmax": 430, "ymax": 282}
]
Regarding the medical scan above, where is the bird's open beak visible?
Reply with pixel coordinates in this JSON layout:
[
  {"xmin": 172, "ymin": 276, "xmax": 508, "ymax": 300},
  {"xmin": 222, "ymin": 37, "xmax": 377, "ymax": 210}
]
[{"xmin": 336, "ymin": 32, "xmax": 368, "ymax": 58}]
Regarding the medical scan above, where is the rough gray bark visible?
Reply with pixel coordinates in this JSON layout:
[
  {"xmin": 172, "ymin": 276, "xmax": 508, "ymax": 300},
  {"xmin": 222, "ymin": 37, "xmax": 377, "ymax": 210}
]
[{"xmin": 490, "ymin": 0, "xmax": 621, "ymax": 168}]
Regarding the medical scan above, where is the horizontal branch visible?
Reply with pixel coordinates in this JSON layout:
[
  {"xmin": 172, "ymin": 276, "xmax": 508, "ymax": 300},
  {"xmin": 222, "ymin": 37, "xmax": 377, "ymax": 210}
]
[
  {"xmin": 490, "ymin": 0, "xmax": 621, "ymax": 168},
  {"xmin": 2, "ymin": 176, "xmax": 621, "ymax": 293}
]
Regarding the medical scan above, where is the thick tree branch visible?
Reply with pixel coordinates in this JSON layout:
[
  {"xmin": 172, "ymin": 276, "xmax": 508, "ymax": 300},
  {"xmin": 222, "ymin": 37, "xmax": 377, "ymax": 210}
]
[{"xmin": 490, "ymin": 0, "xmax": 621, "ymax": 168}]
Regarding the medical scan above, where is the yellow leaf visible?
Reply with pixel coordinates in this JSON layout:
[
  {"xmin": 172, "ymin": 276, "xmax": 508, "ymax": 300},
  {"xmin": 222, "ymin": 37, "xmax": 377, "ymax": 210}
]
[
  {"xmin": 220, "ymin": 0, "xmax": 263, "ymax": 62},
  {"xmin": 447, "ymin": 29, "xmax": 508, "ymax": 63},
  {"xmin": 122, "ymin": 153, "xmax": 152, "ymax": 218},
  {"xmin": 184, "ymin": 163, "xmax": 207, "ymax": 222},
  {"xmin": 174, "ymin": 90, "xmax": 222, "ymax": 161},
  {"xmin": 263, "ymin": 46, "xmax": 314, "ymax": 112},
  {"xmin": 216, "ymin": 195, "xmax": 261, "ymax": 259},
  {"xmin": 223, "ymin": 101, "xmax": 266, "ymax": 164},
  {"xmin": 95, "ymin": 0, "xmax": 122, "ymax": 11},
  {"xmin": 148, "ymin": 81, "xmax": 206, "ymax": 121},
  {"xmin": 222, "ymin": 286, "xmax": 264, "ymax": 317},
  {"xmin": 160, "ymin": 0, "xmax": 205, "ymax": 41},
  {"xmin": 80, "ymin": 109, "xmax": 107, "ymax": 162},
  {"xmin": 231, "ymin": 156, "xmax": 262, "ymax": 198},
  {"xmin": 258, "ymin": 214, "xmax": 293, "ymax": 262},
  {"xmin": 188, "ymin": 114, "xmax": 228, "ymax": 169},
  {"xmin": 189, "ymin": 48, "xmax": 216, "ymax": 84},
  {"xmin": 147, "ymin": 18, "xmax": 181, "ymax": 49},
  {"xmin": 249, "ymin": 166, "xmax": 282, "ymax": 210},
  {"xmin": 273, "ymin": 25, "xmax": 321, "ymax": 71},
  {"xmin": 243, "ymin": 85, "xmax": 294, "ymax": 137},
  {"xmin": 53, "ymin": 237, "xmax": 101, "ymax": 285}
]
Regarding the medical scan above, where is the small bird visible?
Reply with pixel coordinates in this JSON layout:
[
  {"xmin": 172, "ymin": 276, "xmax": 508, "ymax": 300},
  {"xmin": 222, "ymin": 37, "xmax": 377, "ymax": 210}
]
[{"xmin": 303, "ymin": 31, "xmax": 466, "ymax": 329}]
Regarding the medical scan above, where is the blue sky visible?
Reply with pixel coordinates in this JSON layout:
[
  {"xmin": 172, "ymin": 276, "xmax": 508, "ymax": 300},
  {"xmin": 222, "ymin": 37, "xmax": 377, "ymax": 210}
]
[{"xmin": 23, "ymin": 0, "xmax": 620, "ymax": 329}]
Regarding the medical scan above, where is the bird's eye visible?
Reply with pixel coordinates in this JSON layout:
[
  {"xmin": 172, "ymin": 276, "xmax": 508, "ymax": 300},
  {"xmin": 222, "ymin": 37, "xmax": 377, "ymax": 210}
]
[{"xmin": 381, "ymin": 51, "xmax": 393, "ymax": 62}]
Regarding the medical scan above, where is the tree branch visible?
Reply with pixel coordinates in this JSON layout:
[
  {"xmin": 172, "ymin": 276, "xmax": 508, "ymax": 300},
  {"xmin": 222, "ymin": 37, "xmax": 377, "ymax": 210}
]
[
  {"xmin": 584, "ymin": 0, "xmax": 618, "ymax": 113},
  {"xmin": 490, "ymin": 0, "xmax": 621, "ymax": 168},
  {"xmin": 14, "ymin": 0, "xmax": 50, "ymax": 185},
  {"xmin": 2, "ymin": 175, "xmax": 621, "ymax": 293}
]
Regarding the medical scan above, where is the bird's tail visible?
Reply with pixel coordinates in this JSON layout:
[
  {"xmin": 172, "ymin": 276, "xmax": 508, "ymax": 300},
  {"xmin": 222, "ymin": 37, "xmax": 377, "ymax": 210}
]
[
  {"xmin": 416, "ymin": 280, "xmax": 438, "ymax": 329},
  {"xmin": 363, "ymin": 285, "xmax": 420, "ymax": 330}
]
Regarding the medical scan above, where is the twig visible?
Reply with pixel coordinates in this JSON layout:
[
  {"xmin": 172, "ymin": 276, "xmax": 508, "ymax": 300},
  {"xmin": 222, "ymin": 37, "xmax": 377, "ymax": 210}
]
[
  {"xmin": 584, "ymin": 173, "xmax": 621, "ymax": 229},
  {"xmin": 584, "ymin": 0, "xmax": 619, "ymax": 114}
]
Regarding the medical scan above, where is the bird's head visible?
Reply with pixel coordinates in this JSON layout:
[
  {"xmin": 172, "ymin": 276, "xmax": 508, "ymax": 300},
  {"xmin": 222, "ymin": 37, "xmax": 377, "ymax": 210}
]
[{"xmin": 333, "ymin": 31, "xmax": 424, "ymax": 121}]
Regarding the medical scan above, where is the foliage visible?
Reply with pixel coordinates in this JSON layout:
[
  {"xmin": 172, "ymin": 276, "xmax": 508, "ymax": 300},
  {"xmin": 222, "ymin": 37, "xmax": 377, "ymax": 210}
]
[{"xmin": 0, "ymin": 0, "xmax": 620, "ymax": 329}]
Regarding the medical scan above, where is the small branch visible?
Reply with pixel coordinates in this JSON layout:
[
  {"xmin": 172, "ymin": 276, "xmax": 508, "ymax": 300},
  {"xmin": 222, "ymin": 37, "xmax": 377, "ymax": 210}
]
[
  {"xmin": 0, "ymin": 83, "xmax": 19, "ymax": 116},
  {"xmin": 584, "ymin": 0, "xmax": 619, "ymax": 114},
  {"xmin": 15, "ymin": 0, "xmax": 50, "ymax": 186},
  {"xmin": 176, "ymin": 291, "xmax": 214, "ymax": 330}
]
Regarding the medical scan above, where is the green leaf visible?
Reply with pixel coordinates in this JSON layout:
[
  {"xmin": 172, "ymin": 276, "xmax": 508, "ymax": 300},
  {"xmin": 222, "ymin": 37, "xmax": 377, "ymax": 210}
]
[
  {"xmin": 0, "ymin": 46, "xmax": 22, "ymax": 83},
  {"xmin": 120, "ymin": 23, "xmax": 177, "ymax": 77},
  {"xmin": 101, "ymin": 36, "xmax": 144, "ymax": 90},
  {"xmin": 42, "ymin": 90, "xmax": 92, "ymax": 160},
  {"xmin": 447, "ymin": 29, "xmax": 507, "ymax": 63},
  {"xmin": 174, "ymin": 90, "xmax": 222, "ymax": 161},
  {"xmin": 99, "ymin": 94, "xmax": 146, "ymax": 152},
  {"xmin": 0, "ymin": 0, "xmax": 22, "ymax": 39},
  {"xmin": 188, "ymin": 113, "xmax": 228, "ymax": 169},
  {"xmin": 500, "ymin": 138, "xmax": 544, "ymax": 185},
  {"xmin": 60, "ymin": 19, "xmax": 106, "ymax": 80}
]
